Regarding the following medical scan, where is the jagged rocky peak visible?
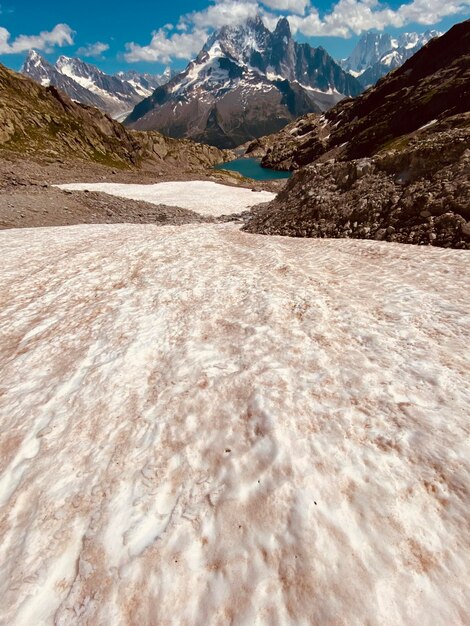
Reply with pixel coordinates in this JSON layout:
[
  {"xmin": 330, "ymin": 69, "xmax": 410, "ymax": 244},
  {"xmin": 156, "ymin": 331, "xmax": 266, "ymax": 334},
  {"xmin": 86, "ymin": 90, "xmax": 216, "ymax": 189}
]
[
  {"xmin": 204, "ymin": 14, "xmax": 271, "ymax": 63},
  {"xmin": 55, "ymin": 55, "xmax": 105, "ymax": 80},
  {"xmin": 22, "ymin": 49, "xmax": 45, "ymax": 69},
  {"xmin": 21, "ymin": 49, "xmax": 55, "ymax": 85},
  {"xmin": 274, "ymin": 16, "xmax": 292, "ymax": 39},
  {"xmin": 398, "ymin": 29, "xmax": 441, "ymax": 49},
  {"xmin": 125, "ymin": 15, "xmax": 362, "ymax": 148},
  {"xmin": 341, "ymin": 29, "xmax": 443, "ymax": 86},
  {"xmin": 201, "ymin": 14, "xmax": 360, "ymax": 94},
  {"xmin": 20, "ymin": 50, "xmax": 173, "ymax": 117},
  {"xmin": 203, "ymin": 15, "xmax": 294, "ymax": 70},
  {"xmin": 20, "ymin": 50, "xmax": 106, "ymax": 108},
  {"xmin": 203, "ymin": 16, "xmax": 292, "ymax": 73},
  {"xmin": 56, "ymin": 55, "xmax": 92, "ymax": 71},
  {"xmin": 342, "ymin": 33, "xmax": 394, "ymax": 74},
  {"xmin": 55, "ymin": 54, "xmax": 139, "ymax": 99}
]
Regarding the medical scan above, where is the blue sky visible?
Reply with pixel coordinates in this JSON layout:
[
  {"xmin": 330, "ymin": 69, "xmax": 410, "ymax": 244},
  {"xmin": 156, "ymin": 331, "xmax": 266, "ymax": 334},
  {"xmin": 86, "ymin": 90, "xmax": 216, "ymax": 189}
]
[{"xmin": 1, "ymin": 0, "xmax": 469, "ymax": 74}]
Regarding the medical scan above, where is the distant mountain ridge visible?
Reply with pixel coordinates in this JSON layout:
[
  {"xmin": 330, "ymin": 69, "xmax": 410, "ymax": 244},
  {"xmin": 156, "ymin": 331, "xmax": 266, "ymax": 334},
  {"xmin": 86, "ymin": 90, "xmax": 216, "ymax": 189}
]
[
  {"xmin": 341, "ymin": 30, "xmax": 442, "ymax": 87},
  {"xmin": 21, "ymin": 51, "xmax": 171, "ymax": 118},
  {"xmin": 0, "ymin": 60, "xmax": 229, "ymax": 172},
  {"xmin": 116, "ymin": 68, "xmax": 174, "ymax": 98},
  {"xmin": 124, "ymin": 16, "xmax": 362, "ymax": 148},
  {"xmin": 202, "ymin": 16, "xmax": 360, "ymax": 96}
]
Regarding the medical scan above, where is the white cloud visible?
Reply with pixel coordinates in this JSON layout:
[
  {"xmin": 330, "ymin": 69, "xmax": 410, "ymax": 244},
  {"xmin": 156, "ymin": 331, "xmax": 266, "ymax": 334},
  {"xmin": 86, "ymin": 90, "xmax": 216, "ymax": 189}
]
[
  {"xmin": 123, "ymin": 0, "xmax": 470, "ymax": 63},
  {"xmin": 0, "ymin": 23, "xmax": 74, "ymax": 54},
  {"xmin": 396, "ymin": 0, "xmax": 470, "ymax": 25},
  {"xmin": 125, "ymin": 27, "xmax": 209, "ymax": 63},
  {"xmin": 76, "ymin": 41, "xmax": 109, "ymax": 57},
  {"xmin": 187, "ymin": 0, "xmax": 260, "ymax": 30},
  {"xmin": 261, "ymin": 0, "xmax": 309, "ymax": 15},
  {"xmin": 125, "ymin": 1, "xmax": 260, "ymax": 63},
  {"xmin": 290, "ymin": 0, "xmax": 470, "ymax": 37}
]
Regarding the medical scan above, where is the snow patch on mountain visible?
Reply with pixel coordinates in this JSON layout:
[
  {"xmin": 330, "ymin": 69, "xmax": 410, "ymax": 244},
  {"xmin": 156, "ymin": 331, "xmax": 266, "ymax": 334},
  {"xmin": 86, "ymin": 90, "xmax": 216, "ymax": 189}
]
[
  {"xmin": 116, "ymin": 69, "xmax": 173, "ymax": 97},
  {"xmin": 1, "ymin": 223, "xmax": 469, "ymax": 624},
  {"xmin": 55, "ymin": 181, "xmax": 276, "ymax": 216}
]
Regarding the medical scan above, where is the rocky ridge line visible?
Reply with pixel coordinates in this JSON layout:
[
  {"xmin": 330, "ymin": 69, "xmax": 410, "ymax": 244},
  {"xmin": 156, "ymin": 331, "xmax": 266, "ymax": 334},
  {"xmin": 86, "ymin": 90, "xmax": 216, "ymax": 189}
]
[
  {"xmin": 243, "ymin": 20, "xmax": 470, "ymax": 249},
  {"xmin": 0, "ymin": 62, "xmax": 231, "ymax": 172}
]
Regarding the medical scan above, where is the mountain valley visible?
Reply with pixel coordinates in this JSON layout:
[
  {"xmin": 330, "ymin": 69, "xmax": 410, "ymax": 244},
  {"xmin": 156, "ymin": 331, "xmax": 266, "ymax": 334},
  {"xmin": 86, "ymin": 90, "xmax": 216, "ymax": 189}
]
[
  {"xmin": 1, "ymin": 11, "xmax": 470, "ymax": 626},
  {"xmin": 18, "ymin": 23, "xmax": 446, "ymax": 148}
]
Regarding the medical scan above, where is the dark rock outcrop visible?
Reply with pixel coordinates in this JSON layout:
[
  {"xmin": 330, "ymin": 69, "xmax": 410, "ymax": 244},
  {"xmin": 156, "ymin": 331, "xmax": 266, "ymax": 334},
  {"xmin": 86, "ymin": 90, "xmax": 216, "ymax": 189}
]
[{"xmin": 245, "ymin": 116, "xmax": 470, "ymax": 248}]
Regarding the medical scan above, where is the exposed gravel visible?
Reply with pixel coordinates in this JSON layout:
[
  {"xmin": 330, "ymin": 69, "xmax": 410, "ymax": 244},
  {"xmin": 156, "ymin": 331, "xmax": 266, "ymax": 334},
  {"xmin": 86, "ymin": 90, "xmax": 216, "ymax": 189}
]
[{"xmin": 0, "ymin": 157, "xmax": 285, "ymax": 229}]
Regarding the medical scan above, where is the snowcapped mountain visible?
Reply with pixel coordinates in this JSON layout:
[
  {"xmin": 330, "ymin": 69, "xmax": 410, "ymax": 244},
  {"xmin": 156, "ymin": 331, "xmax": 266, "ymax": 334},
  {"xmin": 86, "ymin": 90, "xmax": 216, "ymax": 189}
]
[
  {"xmin": 341, "ymin": 33, "xmax": 396, "ymax": 76},
  {"xmin": 125, "ymin": 16, "xmax": 362, "ymax": 148},
  {"xmin": 21, "ymin": 50, "xmax": 106, "ymax": 110},
  {"xmin": 341, "ymin": 30, "xmax": 442, "ymax": 88},
  {"xmin": 21, "ymin": 51, "xmax": 171, "ymax": 118},
  {"xmin": 115, "ymin": 69, "xmax": 174, "ymax": 98},
  {"xmin": 54, "ymin": 55, "xmax": 143, "ymax": 115}
]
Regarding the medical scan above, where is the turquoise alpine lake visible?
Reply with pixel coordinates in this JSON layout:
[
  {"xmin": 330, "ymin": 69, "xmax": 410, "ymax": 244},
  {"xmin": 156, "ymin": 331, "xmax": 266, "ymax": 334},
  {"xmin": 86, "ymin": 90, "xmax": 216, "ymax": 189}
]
[{"xmin": 215, "ymin": 158, "xmax": 292, "ymax": 181}]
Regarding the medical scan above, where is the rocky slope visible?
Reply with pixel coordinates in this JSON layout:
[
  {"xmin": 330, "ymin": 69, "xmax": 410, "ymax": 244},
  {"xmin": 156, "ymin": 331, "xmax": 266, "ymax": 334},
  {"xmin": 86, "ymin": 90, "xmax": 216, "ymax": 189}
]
[
  {"xmin": 21, "ymin": 51, "xmax": 170, "ymax": 117},
  {"xmin": 0, "ymin": 184, "xmax": 213, "ymax": 230},
  {"xmin": 245, "ymin": 115, "xmax": 470, "ymax": 248},
  {"xmin": 256, "ymin": 22, "xmax": 468, "ymax": 170},
  {"xmin": 244, "ymin": 20, "xmax": 470, "ymax": 248},
  {"xmin": 0, "ymin": 61, "xmax": 230, "ymax": 172},
  {"xmin": 124, "ymin": 16, "xmax": 361, "ymax": 148},
  {"xmin": 341, "ymin": 30, "xmax": 441, "ymax": 88}
]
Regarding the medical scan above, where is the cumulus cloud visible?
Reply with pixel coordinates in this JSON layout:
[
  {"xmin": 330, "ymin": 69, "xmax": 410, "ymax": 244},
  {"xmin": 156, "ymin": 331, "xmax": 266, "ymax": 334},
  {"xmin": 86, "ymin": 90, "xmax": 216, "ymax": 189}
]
[
  {"xmin": 289, "ymin": 0, "xmax": 396, "ymax": 37},
  {"xmin": 0, "ymin": 23, "xmax": 74, "ymax": 54},
  {"xmin": 125, "ymin": 0, "xmax": 260, "ymax": 63},
  {"xmin": 186, "ymin": 0, "xmax": 260, "ymax": 30},
  {"xmin": 261, "ymin": 0, "xmax": 309, "ymax": 14},
  {"xmin": 125, "ymin": 26, "xmax": 209, "ymax": 63},
  {"xmin": 76, "ymin": 41, "xmax": 109, "ymax": 57},
  {"xmin": 123, "ymin": 0, "xmax": 469, "ymax": 63},
  {"xmin": 396, "ymin": 0, "xmax": 470, "ymax": 25},
  {"xmin": 289, "ymin": 0, "xmax": 470, "ymax": 36}
]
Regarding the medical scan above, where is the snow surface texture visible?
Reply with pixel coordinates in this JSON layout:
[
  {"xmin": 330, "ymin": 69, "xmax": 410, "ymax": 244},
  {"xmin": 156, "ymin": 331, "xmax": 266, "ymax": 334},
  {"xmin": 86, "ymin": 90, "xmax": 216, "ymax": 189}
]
[
  {"xmin": 1, "ymin": 223, "xmax": 470, "ymax": 625},
  {"xmin": 56, "ymin": 181, "xmax": 276, "ymax": 217}
]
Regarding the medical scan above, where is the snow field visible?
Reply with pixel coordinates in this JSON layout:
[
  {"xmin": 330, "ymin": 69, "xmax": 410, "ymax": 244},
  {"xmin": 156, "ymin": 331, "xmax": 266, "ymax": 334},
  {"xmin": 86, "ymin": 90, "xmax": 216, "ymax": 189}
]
[
  {"xmin": 56, "ymin": 181, "xmax": 276, "ymax": 217},
  {"xmin": 0, "ymin": 223, "xmax": 469, "ymax": 625}
]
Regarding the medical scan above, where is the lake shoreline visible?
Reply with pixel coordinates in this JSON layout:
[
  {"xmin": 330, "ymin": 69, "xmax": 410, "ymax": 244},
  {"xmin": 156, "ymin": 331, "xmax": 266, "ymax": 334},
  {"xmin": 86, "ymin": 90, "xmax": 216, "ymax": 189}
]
[{"xmin": 215, "ymin": 157, "xmax": 292, "ymax": 181}]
